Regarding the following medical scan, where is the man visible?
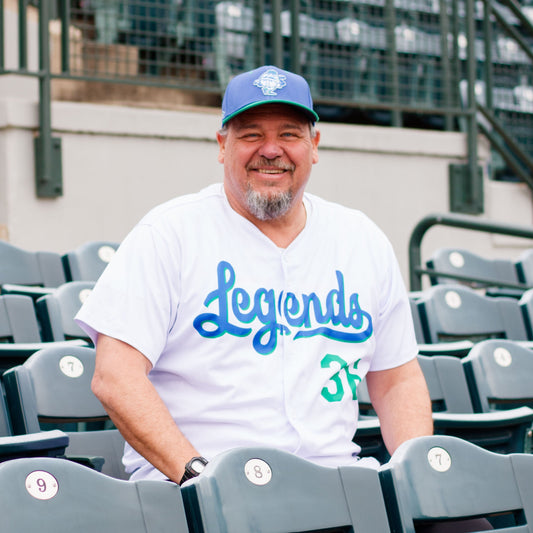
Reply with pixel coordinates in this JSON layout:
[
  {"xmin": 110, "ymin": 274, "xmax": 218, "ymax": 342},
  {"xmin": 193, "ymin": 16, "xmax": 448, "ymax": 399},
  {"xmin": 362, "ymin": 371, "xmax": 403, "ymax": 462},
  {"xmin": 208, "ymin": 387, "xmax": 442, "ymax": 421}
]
[{"xmin": 76, "ymin": 65, "xmax": 433, "ymax": 485}]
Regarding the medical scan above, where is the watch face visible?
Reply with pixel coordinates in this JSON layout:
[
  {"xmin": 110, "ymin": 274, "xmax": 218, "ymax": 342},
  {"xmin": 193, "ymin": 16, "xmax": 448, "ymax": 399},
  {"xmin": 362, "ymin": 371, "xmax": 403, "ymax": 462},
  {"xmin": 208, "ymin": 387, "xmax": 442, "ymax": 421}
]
[{"xmin": 191, "ymin": 459, "xmax": 207, "ymax": 474}]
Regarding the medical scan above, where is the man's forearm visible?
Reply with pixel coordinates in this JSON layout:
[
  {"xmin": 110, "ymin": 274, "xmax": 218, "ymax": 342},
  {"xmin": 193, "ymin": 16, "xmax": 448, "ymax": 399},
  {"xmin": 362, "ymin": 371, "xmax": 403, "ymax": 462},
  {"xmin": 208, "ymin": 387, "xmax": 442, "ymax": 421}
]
[{"xmin": 92, "ymin": 334, "xmax": 200, "ymax": 483}]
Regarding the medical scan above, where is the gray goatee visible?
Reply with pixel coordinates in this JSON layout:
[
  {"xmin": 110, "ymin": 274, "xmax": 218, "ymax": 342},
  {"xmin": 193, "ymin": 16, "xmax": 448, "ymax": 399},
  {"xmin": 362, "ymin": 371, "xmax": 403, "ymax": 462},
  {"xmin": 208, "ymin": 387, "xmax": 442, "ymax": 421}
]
[{"xmin": 245, "ymin": 187, "xmax": 294, "ymax": 221}]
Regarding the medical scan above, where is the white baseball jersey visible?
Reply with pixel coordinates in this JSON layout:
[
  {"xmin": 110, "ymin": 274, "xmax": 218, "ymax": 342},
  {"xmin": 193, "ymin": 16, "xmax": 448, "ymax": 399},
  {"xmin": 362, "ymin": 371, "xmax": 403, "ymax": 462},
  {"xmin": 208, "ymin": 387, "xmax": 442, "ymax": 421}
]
[{"xmin": 76, "ymin": 183, "xmax": 417, "ymax": 480}]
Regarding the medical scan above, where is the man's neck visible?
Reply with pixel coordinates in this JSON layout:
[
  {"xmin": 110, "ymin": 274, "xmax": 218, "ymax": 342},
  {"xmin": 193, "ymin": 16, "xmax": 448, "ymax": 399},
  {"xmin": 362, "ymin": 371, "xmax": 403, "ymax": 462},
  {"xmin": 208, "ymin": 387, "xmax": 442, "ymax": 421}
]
[{"xmin": 246, "ymin": 201, "xmax": 307, "ymax": 248}]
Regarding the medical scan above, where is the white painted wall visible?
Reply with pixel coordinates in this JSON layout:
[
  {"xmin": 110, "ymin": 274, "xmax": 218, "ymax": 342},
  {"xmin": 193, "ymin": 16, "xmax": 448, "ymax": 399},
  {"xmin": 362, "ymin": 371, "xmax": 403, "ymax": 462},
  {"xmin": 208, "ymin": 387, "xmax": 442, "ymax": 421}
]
[{"xmin": 1, "ymin": 75, "xmax": 532, "ymax": 288}]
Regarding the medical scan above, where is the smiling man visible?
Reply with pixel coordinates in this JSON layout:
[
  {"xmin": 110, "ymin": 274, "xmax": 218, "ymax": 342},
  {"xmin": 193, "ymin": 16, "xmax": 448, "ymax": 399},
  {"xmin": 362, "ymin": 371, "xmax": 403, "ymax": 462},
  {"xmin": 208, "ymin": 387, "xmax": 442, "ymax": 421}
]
[{"xmin": 76, "ymin": 65, "xmax": 433, "ymax": 486}]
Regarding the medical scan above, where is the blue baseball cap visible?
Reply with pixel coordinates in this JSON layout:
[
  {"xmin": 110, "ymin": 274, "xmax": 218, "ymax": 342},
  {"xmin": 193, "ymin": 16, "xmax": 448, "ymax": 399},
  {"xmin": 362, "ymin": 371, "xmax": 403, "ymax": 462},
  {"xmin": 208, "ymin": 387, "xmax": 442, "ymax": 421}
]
[{"xmin": 221, "ymin": 65, "xmax": 319, "ymax": 126}]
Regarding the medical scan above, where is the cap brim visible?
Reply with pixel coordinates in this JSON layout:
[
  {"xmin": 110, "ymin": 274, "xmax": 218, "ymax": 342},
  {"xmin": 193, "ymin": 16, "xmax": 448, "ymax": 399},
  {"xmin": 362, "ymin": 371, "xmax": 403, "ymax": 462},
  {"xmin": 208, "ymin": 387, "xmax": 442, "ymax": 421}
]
[{"xmin": 222, "ymin": 100, "xmax": 319, "ymax": 125}]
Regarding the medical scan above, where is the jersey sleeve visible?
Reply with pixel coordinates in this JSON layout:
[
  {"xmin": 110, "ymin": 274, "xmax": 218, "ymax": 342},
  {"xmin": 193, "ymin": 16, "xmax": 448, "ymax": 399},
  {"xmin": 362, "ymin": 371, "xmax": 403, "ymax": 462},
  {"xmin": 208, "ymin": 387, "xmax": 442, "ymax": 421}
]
[
  {"xmin": 75, "ymin": 222, "xmax": 181, "ymax": 366},
  {"xmin": 368, "ymin": 232, "xmax": 418, "ymax": 372}
]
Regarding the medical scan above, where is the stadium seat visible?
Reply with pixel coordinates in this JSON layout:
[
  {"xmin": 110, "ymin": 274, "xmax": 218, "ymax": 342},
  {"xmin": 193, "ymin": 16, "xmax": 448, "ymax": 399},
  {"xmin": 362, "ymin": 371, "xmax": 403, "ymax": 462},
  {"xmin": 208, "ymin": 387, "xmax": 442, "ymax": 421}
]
[
  {"xmin": 516, "ymin": 248, "xmax": 533, "ymax": 286},
  {"xmin": 410, "ymin": 291, "xmax": 475, "ymax": 356},
  {"xmin": 0, "ymin": 294, "xmax": 42, "ymax": 343},
  {"xmin": 0, "ymin": 294, "xmax": 89, "ymax": 372},
  {"xmin": 181, "ymin": 446, "xmax": 391, "ymax": 532},
  {"xmin": 416, "ymin": 284, "xmax": 529, "ymax": 346},
  {"xmin": 409, "ymin": 293, "xmax": 425, "ymax": 343},
  {"xmin": 379, "ymin": 435, "xmax": 533, "ymax": 531},
  {"xmin": 0, "ymin": 456, "xmax": 188, "ymax": 533},
  {"xmin": 426, "ymin": 247, "xmax": 523, "ymax": 295},
  {"xmin": 3, "ymin": 345, "xmax": 128, "ymax": 479},
  {"xmin": 421, "ymin": 353, "xmax": 533, "ymax": 455},
  {"xmin": 35, "ymin": 281, "xmax": 95, "ymax": 343},
  {"xmin": 62, "ymin": 241, "xmax": 119, "ymax": 282},
  {"xmin": 0, "ymin": 380, "xmax": 69, "ymax": 463},
  {"xmin": 358, "ymin": 353, "xmax": 533, "ymax": 456},
  {"xmin": 463, "ymin": 339, "xmax": 533, "ymax": 415},
  {"xmin": 519, "ymin": 288, "xmax": 533, "ymax": 340},
  {"xmin": 0, "ymin": 240, "xmax": 66, "ymax": 299}
]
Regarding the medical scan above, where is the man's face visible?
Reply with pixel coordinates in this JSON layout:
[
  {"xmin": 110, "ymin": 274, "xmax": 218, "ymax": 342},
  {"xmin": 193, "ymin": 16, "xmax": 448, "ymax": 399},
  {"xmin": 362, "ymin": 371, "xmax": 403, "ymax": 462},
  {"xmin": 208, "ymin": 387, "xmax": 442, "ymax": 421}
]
[{"xmin": 217, "ymin": 103, "xmax": 320, "ymax": 222}]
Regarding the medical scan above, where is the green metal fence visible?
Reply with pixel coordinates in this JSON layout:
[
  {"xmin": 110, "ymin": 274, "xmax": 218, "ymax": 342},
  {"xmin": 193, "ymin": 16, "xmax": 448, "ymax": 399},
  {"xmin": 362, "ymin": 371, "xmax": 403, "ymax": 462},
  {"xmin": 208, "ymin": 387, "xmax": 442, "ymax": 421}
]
[{"xmin": 0, "ymin": 0, "xmax": 532, "ymax": 197}]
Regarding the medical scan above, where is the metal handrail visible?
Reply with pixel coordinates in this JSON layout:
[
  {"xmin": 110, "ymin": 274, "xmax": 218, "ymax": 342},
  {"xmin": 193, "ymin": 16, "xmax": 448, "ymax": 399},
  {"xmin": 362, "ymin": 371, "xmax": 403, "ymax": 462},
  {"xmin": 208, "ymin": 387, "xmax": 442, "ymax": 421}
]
[{"xmin": 409, "ymin": 213, "xmax": 533, "ymax": 291}]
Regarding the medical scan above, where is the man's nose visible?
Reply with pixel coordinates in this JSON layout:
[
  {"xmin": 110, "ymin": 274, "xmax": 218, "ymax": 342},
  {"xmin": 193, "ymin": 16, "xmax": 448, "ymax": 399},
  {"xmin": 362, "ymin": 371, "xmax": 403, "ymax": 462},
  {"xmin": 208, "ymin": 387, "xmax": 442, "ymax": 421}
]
[{"xmin": 257, "ymin": 138, "xmax": 284, "ymax": 159}]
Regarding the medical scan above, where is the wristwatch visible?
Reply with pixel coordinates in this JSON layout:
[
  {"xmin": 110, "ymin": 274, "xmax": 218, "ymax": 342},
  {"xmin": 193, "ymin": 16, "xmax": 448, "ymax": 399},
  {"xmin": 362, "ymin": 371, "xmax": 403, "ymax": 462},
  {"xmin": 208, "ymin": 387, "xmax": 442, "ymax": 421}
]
[{"xmin": 179, "ymin": 456, "xmax": 208, "ymax": 484}]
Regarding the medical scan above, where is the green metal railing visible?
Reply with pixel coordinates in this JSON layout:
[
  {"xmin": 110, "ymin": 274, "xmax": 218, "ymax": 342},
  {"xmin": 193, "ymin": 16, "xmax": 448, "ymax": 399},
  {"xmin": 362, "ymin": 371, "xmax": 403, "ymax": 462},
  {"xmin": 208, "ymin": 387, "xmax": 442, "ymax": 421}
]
[
  {"xmin": 409, "ymin": 212, "xmax": 533, "ymax": 291},
  {"xmin": 0, "ymin": 0, "xmax": 532, "ymax": 198}
]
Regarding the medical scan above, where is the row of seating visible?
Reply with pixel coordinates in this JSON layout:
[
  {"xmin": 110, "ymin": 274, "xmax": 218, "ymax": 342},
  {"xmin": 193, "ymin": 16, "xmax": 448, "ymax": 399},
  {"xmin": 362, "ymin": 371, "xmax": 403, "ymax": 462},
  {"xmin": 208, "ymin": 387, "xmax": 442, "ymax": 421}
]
[
  {"xmin": 408, "ymin": 283, "xmax": 533, "ymax": 356},
  {"xmin": 1, "ymin": 434, "xmax": 532, "ymax": 532},
  {"xmin": 0, "ymin": 283, "xmax": 94, "ymax": 373},
  {"xmin": 425, "ymin": 246, "xmax": 533, "ymax": 293},
  {"xmin": 0, "ymin": 336, "xmax": 530, "ymax": 478},
  {"xmin": 0, "ymin": 239, "xmax": 113, "ymax": 372},
  {"xmin": 357, "ymin": 338, "xmax": 533, "ymax": 463},
  {"xmin": 0, "ymin": 338, "xmax": 531, "ymax": 527},
  {"xmin": 0, "ymin": 239, "xmax": 118, "ymax": 297},
  {"xmin": 0, "ymin": 344, "xmax": 126, "ymax": 480}
]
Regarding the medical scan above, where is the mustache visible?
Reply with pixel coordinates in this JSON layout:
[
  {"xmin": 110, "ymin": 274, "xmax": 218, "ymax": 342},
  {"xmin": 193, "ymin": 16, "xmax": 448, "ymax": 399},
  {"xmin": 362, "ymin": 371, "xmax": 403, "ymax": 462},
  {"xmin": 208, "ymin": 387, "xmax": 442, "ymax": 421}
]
[{"xmin": 246, "ymin": 158, "xmax": 295, "ymax": 172}]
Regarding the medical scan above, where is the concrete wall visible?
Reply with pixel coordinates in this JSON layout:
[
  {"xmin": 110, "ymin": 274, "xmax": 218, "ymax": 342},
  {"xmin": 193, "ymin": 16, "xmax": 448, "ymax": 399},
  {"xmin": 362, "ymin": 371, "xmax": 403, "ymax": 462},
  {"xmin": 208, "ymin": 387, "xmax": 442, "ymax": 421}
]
[{"xmin": 1, "ymin": 75, "xmax": 532, "ymax": 287}]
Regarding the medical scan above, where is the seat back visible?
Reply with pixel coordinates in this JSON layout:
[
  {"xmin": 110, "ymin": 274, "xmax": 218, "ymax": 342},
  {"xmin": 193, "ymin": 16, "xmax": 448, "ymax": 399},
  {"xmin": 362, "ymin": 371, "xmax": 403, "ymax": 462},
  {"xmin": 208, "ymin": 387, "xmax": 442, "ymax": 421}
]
[
  {"xmin": 0, "ymin": 293, "xmax": 91, "ymax": 374},
  {"xmin": 519, "ymin": 288, "xmax": 533, "ymax": 340},
  {"xmin": 181, "ymin": 446, "xmax": 390, "ymax": 533},
  {"xmin": 357, "ymin": 355, "xmax": 474, "ymax": 414},
  {"xmin": 417, "ymin": 354, "xmax": 474, "ymax": 413},
  {"xmin": 0, "ymin": 241, "xmax": 65, "ymax": 288},
  {"xmin": 36, "ymin": 281, "xmax": 95, "ymax": 342},
  {"xmin": 516, "ymin": 248, "xmax": 533, "ymax": 285},
  {"xmin": 417, "ymin": 285, "xmax": 529, "ymax": 344},
  {"xmin": 3, "ymin": 345, "xmax": 127, "ymax": 479},
  {"xmin": 0, "ymin": 457, "xmax": 188, "ymax": 533},
  {"xmin": 426, "ymin": 247, "xmax": 520, "ymax": 288},
  {"xmin": 0, "ymin": 294, "xmax": 42, "ymax": 343},
  {"xmin": 408, "ymin": 293, "xmax": 425, "ymax": 343},
  {"xmin": 62, "ymin": 241, "xmax": 119, "ymax": 282},
  {"xmin": 463, "ymin": 339, "xmax": 533, "ymax": 413},
  {"xmin": 380, "ymin": 435, "xmax": 533, "ymax": 531}
]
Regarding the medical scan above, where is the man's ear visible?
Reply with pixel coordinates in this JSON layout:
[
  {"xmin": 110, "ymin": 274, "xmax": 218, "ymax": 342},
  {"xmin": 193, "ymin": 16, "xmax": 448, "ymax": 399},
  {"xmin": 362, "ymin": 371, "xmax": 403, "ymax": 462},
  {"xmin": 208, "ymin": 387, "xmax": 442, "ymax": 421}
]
[
  {"xmin": 216, "ymin": 131, "xmax": 226, "ymax": 164},
  {"xmin": 312, "ymin": 129, "xmax": 320, "ymax": 164}
]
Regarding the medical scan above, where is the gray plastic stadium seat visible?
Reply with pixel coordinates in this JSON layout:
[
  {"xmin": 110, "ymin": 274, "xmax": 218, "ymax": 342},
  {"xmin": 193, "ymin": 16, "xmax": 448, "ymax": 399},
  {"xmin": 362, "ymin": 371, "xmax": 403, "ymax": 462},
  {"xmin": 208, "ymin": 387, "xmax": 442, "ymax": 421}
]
[
  {"xmin": 410, "ymin": 291, "xmax": 478, "ymax": 357},
  {"xmin": 426, "ymin": 247, "xmax": 520, "ymax": 289},
  {"xmin": 358, "ymin": 354, "xmax": 533, "ymax": 456},
  {"xmin": 36, "ymin": 281, "xmax": 95, "ymax": 342},
  {"xmin": 0, "ymin": 457, "xmax": 188, "ymax": 533},
  {"xmin": 62, "ymin": 241, "xmax": 119, "ymax": 282},
  {"xmin": 3, "ymin": 345, "xmax": 128, "ymax": 479},
  {"xmin": 420, "ymin": 354, "xmax": 533, "ymax": 455},
  {"xmin": 417, "ymin": 285, "xmax": 529, "ymax": 346},
  {"xmin": 0, "ymin": 294, "xmax": 89, "ymax": 372},
  {"xmin": 0, "ymin": 240, "xmax": 66, "ymax": 299},
  {"xmin": 463, "ymin": 339, "xmax": 533, "ymax": 414},
  {"xmin": 518, "ymin": 288, "xmax": 533, "ymax": 340},
  {"xmin": 0, "ymin": 294, "xmax": 41, "ymax": 343},
  {"xmin": 516, "ymin": 249, "xmax": 533, "ymax": 285},
  {"xmin": 0, "ymin": 380, "xmax": 69, "ymax": 462},
  {"xmin": 181, "ymin": 446, "xmax": 391, "ymax": 532},
  {"xmin": 379, "ymin": 435, "xmax": 533, "ymax": 531}
]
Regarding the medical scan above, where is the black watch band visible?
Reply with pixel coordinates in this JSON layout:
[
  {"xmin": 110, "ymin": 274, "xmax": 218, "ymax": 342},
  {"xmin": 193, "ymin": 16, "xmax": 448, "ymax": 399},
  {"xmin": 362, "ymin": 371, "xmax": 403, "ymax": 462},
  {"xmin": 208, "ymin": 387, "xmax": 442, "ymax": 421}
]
[{"xmin": 180, "ymin": 456, "xmax": 208, "ymax": 484}]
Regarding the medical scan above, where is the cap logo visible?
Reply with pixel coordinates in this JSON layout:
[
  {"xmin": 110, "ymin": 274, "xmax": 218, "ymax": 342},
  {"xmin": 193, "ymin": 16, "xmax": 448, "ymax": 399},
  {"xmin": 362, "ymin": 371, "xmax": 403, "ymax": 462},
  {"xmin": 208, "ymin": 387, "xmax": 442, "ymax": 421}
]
[{"xmin": 253, "ymin": 68, "xmax": 287, "ymax": 96}]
